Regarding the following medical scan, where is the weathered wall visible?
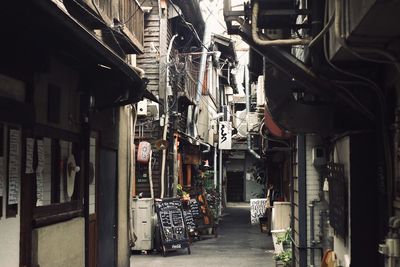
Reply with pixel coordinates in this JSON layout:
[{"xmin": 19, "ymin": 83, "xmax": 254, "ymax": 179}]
[
  {"xmin": 305, "ymin": 134, "xmax": 324, "ymax": 265},
  {"xmin": 32, "ymin": 217, "xmax": 84, "ymax": 267},
  {"xmin": 117, "ymin": 106, "xmax": 130, "ymax": 267},
  {"xmin": 34, "ymin": 57, "xmax": 80, "ymax": 134},
  {"xmin": 333, "ymin": 136, "xmax": 351, "ymax": 267},
  {"xmin": 0, "ymin": 76, "xmax": 22, "ymax": 267},
  {"xmin": 244, "ymin": 155, "xmax": 263, "ymax": 201},
  {"xmin": 0, "ymin": 211, "xmax": 20, "ymax": 267},
  {"xmin": 135, "ymin": 0, "xmax": 162, "ymax": 198}
]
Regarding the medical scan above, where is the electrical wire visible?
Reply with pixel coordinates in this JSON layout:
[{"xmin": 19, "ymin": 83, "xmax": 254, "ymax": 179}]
[
  {"xmin": 308, "ymin": 10, "xmax": 335, "ymax": 48},
  {"xmin": 169, "ymin": 0, "xmax": 210, "ymax": 52},
  {"xmin": 121, "ymin": 0, "xmax": 147, "ymax": 25},
  {"xmin": 327, "ymin": 0, "xmax": 393, "ymax": 215}
]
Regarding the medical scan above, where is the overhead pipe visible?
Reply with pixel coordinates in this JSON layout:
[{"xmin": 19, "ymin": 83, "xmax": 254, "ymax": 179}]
[
  {"xmin": 251, "ymin": 1, "xmax": 310, "ymax": 46},
  {"xmin": 245, "ymin": 64, "xmax": 261, "ymax": 160},
  {"xmin": 160, "ymin": 34, "xmax": 179, "ymax": 198}
]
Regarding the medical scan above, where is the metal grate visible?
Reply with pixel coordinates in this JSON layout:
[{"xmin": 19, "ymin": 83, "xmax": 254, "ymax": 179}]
[{"xmin": 327, "ymin": 163, "xmax": 348, "ymax": 239}]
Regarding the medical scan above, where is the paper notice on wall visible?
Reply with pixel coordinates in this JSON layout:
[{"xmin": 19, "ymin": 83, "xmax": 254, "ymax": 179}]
[
  {"xmin": 36, "ymin": 140, "xmax": 45, "ymax": 205},
  {"xmin": 36, "ymin": 171, "xmax": 44, "ymax": 206},
  {"xmin": 8, "ymin": 128, "xmax": 21, "ymax": 205},
  {"xmin": 0, "ymin": 157, "xmax": 4, "ymax": 197},
  {"xmin": 25, "ymin": 138, "xmax": 34, "ymax": 174},
  {"xmin": 37, "ymin": 140, "xmax": 44, "ymax": 173}
]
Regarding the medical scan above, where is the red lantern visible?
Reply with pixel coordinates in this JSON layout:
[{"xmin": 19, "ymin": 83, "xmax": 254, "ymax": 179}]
[{"xmin": 137, "ymin": 141, "xmax": 151, "ymax": 164}]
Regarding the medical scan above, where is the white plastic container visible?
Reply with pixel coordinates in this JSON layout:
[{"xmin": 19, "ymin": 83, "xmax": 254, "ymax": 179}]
[{"xmin": 271, "ymin": 229, "xmax": 286, "ymax": 254}]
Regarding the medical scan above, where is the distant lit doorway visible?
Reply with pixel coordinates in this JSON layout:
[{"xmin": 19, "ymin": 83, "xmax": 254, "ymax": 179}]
[{"xmin": 227, "ymin": 171, "xmax": 244, "ymax": 202}]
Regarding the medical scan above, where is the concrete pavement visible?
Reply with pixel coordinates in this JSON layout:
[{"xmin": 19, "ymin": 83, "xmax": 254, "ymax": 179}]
[{"xmin": 130, "ymin": 202, "xmax": 276, "ymax": 267}]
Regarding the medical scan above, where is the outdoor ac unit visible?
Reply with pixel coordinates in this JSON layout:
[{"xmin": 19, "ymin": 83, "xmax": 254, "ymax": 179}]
[
  {"xmin": 147, "ymin": 101, "xmax": 159, "ymax": 120},
  {"xmin": 247, "ymin": 112, "xmax": 261, "ymax": 133},
  {"xmin": 256, "ymin": 76, "xmax": 266, "ymax": 107},
  {"xmin": 137, "ymin": 100, "xmax": 159, "ymax": 119},
  {"xmin": 137, "ymin": 100, "xmax": 147, "ymax": 116},
  {"xmin": 236, "ymin": 110, "xmax": 247, "ymax": 137},
  {"xmin": 131, "ymin": 198, "xmax": 155, "ymax": 251}
]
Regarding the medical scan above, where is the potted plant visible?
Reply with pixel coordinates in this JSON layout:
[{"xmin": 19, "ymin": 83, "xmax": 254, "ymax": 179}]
[
  {"xmin": 274, "ymin": 249, "xmax": 292, "ymax": 267},
  {"xmin": 274, "ymin": 228, "xmax": 292, "ymax": 267}
]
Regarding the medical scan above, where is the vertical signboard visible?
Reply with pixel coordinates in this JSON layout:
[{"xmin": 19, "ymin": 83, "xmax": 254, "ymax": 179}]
[{"xmin": 219, "ymin": 121, "xmax": 232, "ymax": 150}]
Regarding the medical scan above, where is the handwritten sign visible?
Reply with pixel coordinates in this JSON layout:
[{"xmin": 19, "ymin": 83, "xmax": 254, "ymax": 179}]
[
  {"xmin": 8, "ymin": 128, "xmax": 21, "ymax": 205},
  {"xmin": 183, "ymin": 209, "xmax": 196, "ymax": 231},
  {"xmin": 25, "ymin": 138, "xmax": 34, "ymax": 174},
  {"xmin": 155, "ymin": 198, "xmax": 190, "ymax": 255},
  {"xmin": 250, "ymin": 198, "xmax": 268, "ymax": 225},
  {"xmin": 189, "ymin": 199, "xmax": 201, "ymax": 218},
  {"xmin": 219, "ymin": 121, "xmax": 232, "ymax": 150}
]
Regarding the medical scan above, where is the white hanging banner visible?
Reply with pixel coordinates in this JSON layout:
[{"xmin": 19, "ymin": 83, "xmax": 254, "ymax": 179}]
[{"xmin": 219, "ymin": 121, "xmax": 232, "ymax": 150}]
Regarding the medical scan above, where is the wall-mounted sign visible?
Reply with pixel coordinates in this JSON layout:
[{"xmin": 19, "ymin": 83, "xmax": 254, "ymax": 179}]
[{"xmin": 218, "ymin": 121, "xmax": 232, "ymax": 150}]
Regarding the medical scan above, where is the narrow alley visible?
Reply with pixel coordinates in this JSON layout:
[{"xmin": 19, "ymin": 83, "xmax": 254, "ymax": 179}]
[
  {"xmin": 1, "ymin": 0, "xmax": 400, "ymax": 267},
  {"xmin": 131, "ymin": 203, "xmax": 275, "ymax": 267}
]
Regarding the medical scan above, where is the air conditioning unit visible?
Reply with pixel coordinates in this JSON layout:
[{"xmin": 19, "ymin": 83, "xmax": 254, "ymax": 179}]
[
  {"xmin": 131, "ymin": 198, "xmax": 155, "ymax": 251},
  {"xmin": 137, "ymin": 100, "xmax": 147, "ymax": 116},
  {"xmin": 247, "ymin": 112, "xmax": 261, "ymax": 133},
  {"xmin": 147, "ymin": 101, "xmax": 159, "ymax": 120},
  {"xmin": 235, "ymin": 110, "xmax": 247, "ymax": 137},
  {"xmin": 137, "ymin": 100, "xmax": 159, "ymax": 119},
  {"xmin": 256, "ymin": 76, "xmax": 265, "ymax": 107}
]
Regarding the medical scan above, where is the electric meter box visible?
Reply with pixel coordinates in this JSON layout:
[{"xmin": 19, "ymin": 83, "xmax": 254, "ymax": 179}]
[{"xmin": 131, "ymin": 198, "xmax": 155, "ymax": 251}]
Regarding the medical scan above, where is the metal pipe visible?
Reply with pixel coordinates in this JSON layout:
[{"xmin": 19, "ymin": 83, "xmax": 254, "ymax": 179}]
[
  {"xmin": 245, "ymin": 64, "xmax": 261, "ymax": 159},
  {"xmin": 251, "ymin": 2, "xmax": 310, "ymax": 46},
  {"xmin": 334, "ymin": 0, "xmax": 394, "ymax": 218},
  {"xmin": 194, "ymin": 20, "xmax": 210, "ymax": 137},
  {"xmin": 219, "ymin": 148, "xmax": 223, "ymax": 216},
  {"xmin": 160, "ymin": 34, "xmax": 178, "ymax": 198},
  {"xmin": 298, "ymin": 134, "xmax": 307, "ymax": 267},
  {"xmin": 309, "ymin": 201, "xmax": 315, "ymax": 267},
  {"xmin": 214, "ymin": 145, "xmax": 218, "ymax": 189}
]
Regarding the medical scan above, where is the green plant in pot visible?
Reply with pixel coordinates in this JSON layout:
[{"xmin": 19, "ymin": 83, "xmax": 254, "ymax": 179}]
[
  {"xmin": 274, "ymin": 249, "xmax": 292, "ymax": 267},
  {"xmin": 274, "ymin": 228, "xmax": 292, "ymax": 267}
]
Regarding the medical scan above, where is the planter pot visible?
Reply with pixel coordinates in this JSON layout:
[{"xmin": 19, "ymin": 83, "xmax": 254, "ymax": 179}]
[
  {"xmin": 271, "ymin": 229, "xmax": 286, "ymax": 254},
  {"xmin": 275, "ymin": 260, "xmax": 289, "ymax": 267}
]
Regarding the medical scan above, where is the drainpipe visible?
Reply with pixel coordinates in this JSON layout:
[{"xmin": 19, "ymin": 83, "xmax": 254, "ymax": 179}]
[
  {"xmin": 219, "ymin": 148, "xmax": 223, "ymax": 216},
  {"xmin": 160, "ymin": 34, "xmax": 178, "ymax": 198},
  {"xmin": 309, "ymin": 200, "xmax": 316, "ymax": 267},
  {"xmin": 245, "ymin": 65, "xmax": 261, "ymax": 159},
  {"xmin": 214, "ymin": 144, "xmax": 217, "ymax": 190},
  {"xmin": 194, "ymin": 20, "xmax": 210, "ymax": 137},
  {"xmin": 251, "ymin": 1, "xmax": 310, "ymax": 46}
]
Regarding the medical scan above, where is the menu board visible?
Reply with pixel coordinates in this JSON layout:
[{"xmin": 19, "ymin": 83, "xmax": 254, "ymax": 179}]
[
  {"xmin": 189, "ymin": 199, "xmax": 201, "ymax": 218},
  {"xmin": 183, "ymin": 209, "xmax": 196, "ymax": 232},
  {"xmin": 250, "ymin": 198, "xmax": 268, "ymax": 225},
  {"xmin": 155, "ymin": 198, "xmax": 191, "ymax": 256}
]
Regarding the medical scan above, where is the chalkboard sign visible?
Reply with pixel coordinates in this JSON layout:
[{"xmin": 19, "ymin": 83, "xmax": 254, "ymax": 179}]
[
  {"xmin": 189, "ymin": 199, "xmax": 201, "ymax": 218},
  {"xmin": 183, "ymin": 209, "xmax": 196, "ymax": 232},
  {"xmin": 155, "ymin": 198, "xmax": 191, "ymax": 256}
]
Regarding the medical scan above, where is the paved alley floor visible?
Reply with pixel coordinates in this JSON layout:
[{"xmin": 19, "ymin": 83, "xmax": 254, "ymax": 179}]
[{"xmin": 130, "ymin": 203, "xmax": 275, "ymax": 267}]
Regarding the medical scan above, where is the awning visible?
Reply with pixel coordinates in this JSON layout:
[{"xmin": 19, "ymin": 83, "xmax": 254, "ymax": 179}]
[{"xmin": 33, "ymin": 0, "xmax": 157, "ymax": 106}]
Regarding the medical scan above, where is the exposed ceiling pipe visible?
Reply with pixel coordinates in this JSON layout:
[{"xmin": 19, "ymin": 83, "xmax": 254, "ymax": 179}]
[
  {"xmin": 245, "ymin": 64, "xmax": 261, "ymax": 160},
  {"xmin": 251, "ymin": 1, "xmax": 310, "ymax": 46}
]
